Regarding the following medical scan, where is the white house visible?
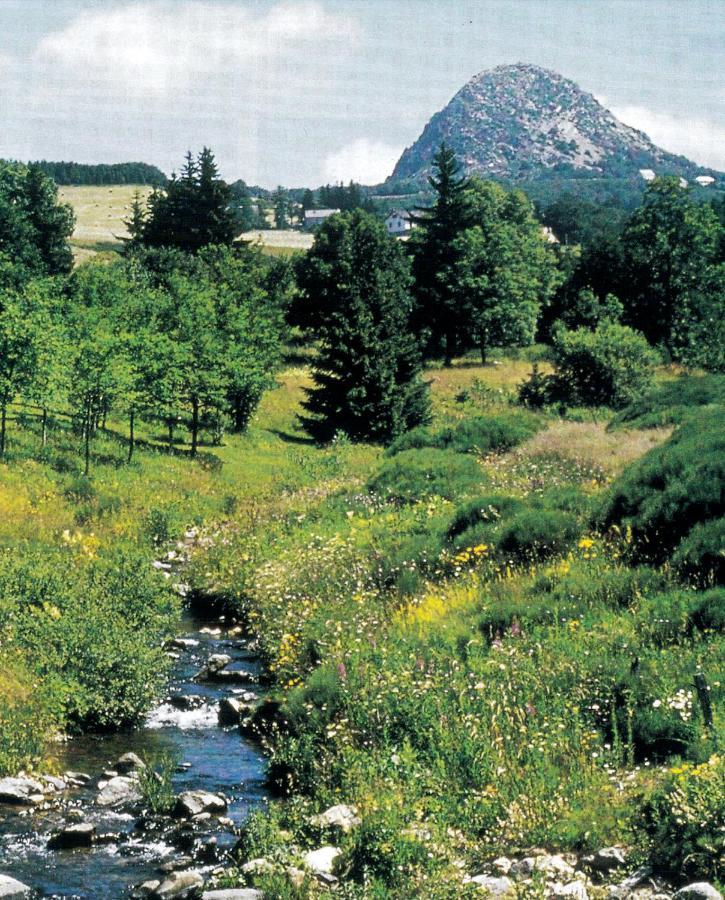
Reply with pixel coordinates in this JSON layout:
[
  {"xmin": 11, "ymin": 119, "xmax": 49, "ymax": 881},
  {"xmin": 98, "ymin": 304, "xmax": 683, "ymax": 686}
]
[
  {"xmin": 695, "ymin": 175, "xmax": 715, "ymax": 187},
  {"xmin": 385, "ymin": 209, "xmax": 415, "ymax": 237},
  {"xmin": 303, "ymin": 208, "xmax": 340, "ymax": 231},
  {"xmin": 639, "ymin": 169, "xmax": 656, "ymax": 182}
]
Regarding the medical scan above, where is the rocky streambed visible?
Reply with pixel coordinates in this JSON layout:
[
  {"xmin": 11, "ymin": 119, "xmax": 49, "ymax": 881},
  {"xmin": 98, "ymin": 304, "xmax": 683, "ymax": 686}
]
[{"xmin": 0, "ymin": 538, "xmax": 269, "ymax": 899}]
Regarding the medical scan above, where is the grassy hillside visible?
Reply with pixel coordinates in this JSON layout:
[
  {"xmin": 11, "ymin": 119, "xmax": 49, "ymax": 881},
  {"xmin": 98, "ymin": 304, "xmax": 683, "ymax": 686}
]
[{"xmin": 2, "ymin": 357, "xmax": 721, "ymax": 897}]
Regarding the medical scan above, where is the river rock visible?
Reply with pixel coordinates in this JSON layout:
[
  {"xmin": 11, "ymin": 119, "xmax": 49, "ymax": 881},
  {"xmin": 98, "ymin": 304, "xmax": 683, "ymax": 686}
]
[
  {"xmin": 115, "ymin": 752, "xmax": 146, "ymax": 774},
  {"xmin": 64, "ymin": 771, "xmax": 91, "ymax": 786},
  {"xmin": 202, "ymin": 892, "xmax": 263, "ymax": 900},
  {"xmin": 241, "ymin": 858, "xmax": 275, "ymax": 875},
  {"xmin": 0, "ymin": 874, "xmax": 31, "ymax": 898},
  {"xmin": 674, "ymin": 885, "xmax": 723, "ymax": 900},
  {"xmin": 551, "ymin": 882, "xmax": 589, "ymax": 900},
  {"xmin": 608, "ymin": 867, "xmax": 652, "ymax": 898},
  {"xmin": 170, "ymin": 638, "xmax": 199, "ymax": 650},
  {"xmin": 583, "ymin": 848, "xmax": 628, "ymax": 874},
  {"xmin": 97, "ymin": 775, "xmax": 141, "ymax": 808},
  {"xmin": 510, "ymin": 855, "xmax": 574, "ymax": 881},
  {"xmin": 170, "ymin": 695, "xmax": 206, "ymax": 711},
  {"xmin": 152, "ymin": 870, "xmax": 204, "ymax": 899},
  {"xmin": 40, "ymin": 774, "xmax": 68, "ymax": 792},
  {"xmin": 0, "ymin": 776, "xmax": 45, "ymax": 805},
  {"xmin": 303, "ymin": 845, "xmax": 341, "ymax": 874},
  {"xmin": 206, "ymin": 654, "xmax": 232, "ymax": 674},
  {"xmin": 468, "ymin": 874, "xmax": 514, "ymax": 895},
  {"xmin": 133, "ymin": 882, "xmax": 161, "ymax": 899},
  {"xmin": 173, "ymin": 790, "xmax": 227, "ymax": 818},
  {"xmin": 310, "ymin": 803, "xmax": 361, "ymax": 833},
  {"xmin": 217, "ymin": 698, "xmax": 241, "ymax": 726},
  {"xmin": 48, "ymin": 822, "xmax": 96, "ymax": 849}
]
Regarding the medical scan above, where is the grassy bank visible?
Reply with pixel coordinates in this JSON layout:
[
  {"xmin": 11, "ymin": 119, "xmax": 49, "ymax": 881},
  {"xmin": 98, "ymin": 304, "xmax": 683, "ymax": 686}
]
[{"xmin": 185, "ymin": 363, "xmax": 724, "ymax": 897}]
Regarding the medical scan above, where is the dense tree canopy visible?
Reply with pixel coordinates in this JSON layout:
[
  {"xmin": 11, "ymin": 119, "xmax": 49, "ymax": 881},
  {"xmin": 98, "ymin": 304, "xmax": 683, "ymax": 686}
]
[
  {"xmin": 297, "ymin": 210, "xmax": 430, "ymax": 442},
  {"xmin": 131, "ymin": 148, "xmax": 237, "ymax": 253},
  {"xmin": 0, "ymin": 161, "xmax": 75, "ymax": 281}
]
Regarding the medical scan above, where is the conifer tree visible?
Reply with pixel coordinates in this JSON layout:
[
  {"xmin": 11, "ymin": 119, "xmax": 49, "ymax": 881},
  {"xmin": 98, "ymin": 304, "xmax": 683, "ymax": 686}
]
[
  {"xmin": 297, "ymin": 210, "xmax": 430, "ymax": 443},
  {"xmin": 409, "ymin": 143, "xmax": 471, "ymax": 364}
]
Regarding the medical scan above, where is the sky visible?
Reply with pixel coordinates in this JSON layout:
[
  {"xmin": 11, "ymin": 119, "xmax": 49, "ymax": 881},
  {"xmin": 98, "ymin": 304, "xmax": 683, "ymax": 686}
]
[{"xmin": 0, "ymin": 0, "xmax": 722, "ymax": 188}]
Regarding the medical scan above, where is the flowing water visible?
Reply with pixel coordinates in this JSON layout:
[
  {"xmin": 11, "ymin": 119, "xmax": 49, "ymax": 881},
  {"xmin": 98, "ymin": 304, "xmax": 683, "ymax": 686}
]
[{"xmin": 0, "ymin": 615, "xmax": 269, "ymax": 898}]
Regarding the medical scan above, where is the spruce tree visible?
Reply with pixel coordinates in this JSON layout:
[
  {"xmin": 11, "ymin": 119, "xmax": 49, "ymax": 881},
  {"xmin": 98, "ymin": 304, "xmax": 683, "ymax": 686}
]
[
  {"xmin": 409, "ymin": 143, "xmax": 471, "ymax": 364},
  {"xmin": 297, "ymin": 210, "xmax": 430, "ymax": 443}
]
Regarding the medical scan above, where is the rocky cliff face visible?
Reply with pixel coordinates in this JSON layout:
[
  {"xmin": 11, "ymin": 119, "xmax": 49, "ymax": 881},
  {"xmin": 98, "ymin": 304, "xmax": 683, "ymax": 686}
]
[{"xmin": 391, "ymin": 64, "xmax": 713, "ymax": 185}]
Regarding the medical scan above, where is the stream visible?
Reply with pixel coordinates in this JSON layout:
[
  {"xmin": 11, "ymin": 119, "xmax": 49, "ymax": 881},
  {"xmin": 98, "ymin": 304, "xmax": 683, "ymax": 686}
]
[{"xmin": 0, "ymin": 609, "xmax": 269, "ymax": 898}]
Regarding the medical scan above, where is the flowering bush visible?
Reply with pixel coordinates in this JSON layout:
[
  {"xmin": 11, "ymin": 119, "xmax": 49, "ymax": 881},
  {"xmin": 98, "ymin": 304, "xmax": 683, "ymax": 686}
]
[{"xmin": 635, "ymin": 754, "xmax": 724, "ymax": 879}]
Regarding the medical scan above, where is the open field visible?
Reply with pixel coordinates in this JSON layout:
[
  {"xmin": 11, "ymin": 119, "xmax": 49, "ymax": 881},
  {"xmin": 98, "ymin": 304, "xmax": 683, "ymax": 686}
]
[
  {"xmin": 240, "ymin": 228, "xmax": 313, "ymax": 253},
  {"xmin": 59, "ymin": 184, "xmax": 153, "ymax": 253}
]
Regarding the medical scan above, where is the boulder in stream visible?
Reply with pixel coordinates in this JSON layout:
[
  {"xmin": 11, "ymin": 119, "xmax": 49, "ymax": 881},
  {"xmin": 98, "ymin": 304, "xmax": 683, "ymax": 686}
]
[
  {"xmin": 48, "ymin": 822, "xmax": 96, "ymax": 850},
  {"xmin": 97, "ymin": 775, "xmax": 142, "ymax": 808},
  {"xmin": 217, "ymin": 698, "xmax": 241, "ymax": 726},
  {"xmin": 115, "ymin": 752, "xmax": 146, "ymax": 774},
  {"xmin": 0, "ymin": 874, "xmax": 31, "ymax": 898},
  {"xmin": 152, "ymin": 870, "xmax": 205, "ymax": 899},
  {"xmin": 0, "ymin": 776, "xmax": 45, "ymax": 806},
  {"xmin": 173, "ymin": 790, "xmax": 227, "ymax": 818}
]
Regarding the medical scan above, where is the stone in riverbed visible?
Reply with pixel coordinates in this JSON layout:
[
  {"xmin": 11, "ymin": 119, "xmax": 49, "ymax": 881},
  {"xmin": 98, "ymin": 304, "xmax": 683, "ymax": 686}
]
[
  {"xmin": 169, "ymin": 638, "xmax": 199, "ymax": 651},
  {"xmin": 173, "ymin": 790, "xmax": 227, "ymax": 818},
  {"xmin": 97, "ymin": 775, "xmax": 141, "ymax": 808},
  {"xmin": 64, "ymin": 771, "xmax": 91, "ymax": 786},
  {"xmin": 582, "ymin": 847, "xmax": 627, "ymax": 874},
  {"xmin": 47, "ymin": 822, "xmax": 96, "ymax": 850},
  {"xmin": 115, "ymin": 752, "xmax": 146, "ymax": 774},
  {"xmin": 152, "ymin": 870, "xmax": 204, "ymax": 899},
  {"xmin": 0, "ymin": 775, "xmax": 45, "ymax": 805},
  {"xmin": 0, "ymin": 874, "xmax": 31, "ymax": 898},
  {"xmin": 169, "ymin": 695, "xmax": 206, "ymax": 711},
  {"xmin": 674, "ymin": 885, "xmax": 723, "ymax": 900},
  {"xmin": 206, "ymin": 654, "xmax": 231, "ymax": 674},
  {"xmin": 217, "ymin": 698, "xmax": 241, "ymax": 726},
  {"xmin": 202, "ymin": 891, "xmax": 263, "ymax": 900}
]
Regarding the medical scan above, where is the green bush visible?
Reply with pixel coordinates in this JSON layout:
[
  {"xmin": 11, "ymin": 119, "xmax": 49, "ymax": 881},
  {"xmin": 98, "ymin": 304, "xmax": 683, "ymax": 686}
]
[
  {"xmin": 496, "ymin": 509, "xmax": 580, "ymax": 561},
  {"xmin": 598, "ymin": 411, "xmax": 725, "ymax": 566},
  {"xmin": 521, "ymin": 322, "xmax": 659, "ymax": 409},
  {"xmin": 610, "ymin": 374, "xmax": 725, "ymax": 430},
  {"xmin": 368, "ymin": 449, "xmax": 485, "ymax": 503},
  {"xmin": 341, "ymin": 809, "xmax": 431, "ymax": 888},
  {"xmin": 635, "ymin": 754, "xmax": 724, "ymax": 880},
  {"xmin": 386, "ymin": 413, "xmax": 540, "ymax": 457},
  {"xmin": 671, "ymin": 517, "xmax": 725, "ymax": 586}
]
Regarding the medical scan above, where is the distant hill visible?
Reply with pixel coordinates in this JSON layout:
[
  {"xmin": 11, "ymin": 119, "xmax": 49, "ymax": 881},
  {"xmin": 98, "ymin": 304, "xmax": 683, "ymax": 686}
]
[
  {"xmin": 389, "ymin": 64, "xmax": 722, "ymax": 201},
  {"xmin": 31, "ymin": 161, "xmax": 167, "ymax": 187}
]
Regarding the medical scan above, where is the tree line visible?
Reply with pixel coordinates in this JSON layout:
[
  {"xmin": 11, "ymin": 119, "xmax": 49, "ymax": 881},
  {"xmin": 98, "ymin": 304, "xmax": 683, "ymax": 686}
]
[
  {"xmin": 1, "ymin": 146, "xmax": 722, "ymax": 463},
  {"xmin": 29, "ymin": 160, "xmax": 168, "ymax": 187}
]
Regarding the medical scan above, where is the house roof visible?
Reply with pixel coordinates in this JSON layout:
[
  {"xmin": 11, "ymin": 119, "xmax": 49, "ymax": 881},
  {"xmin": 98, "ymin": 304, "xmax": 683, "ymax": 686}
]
[
  {"xmin": 386, "ymin": 208, "xmax": 414, "ymax": 220},
  {"xmin": 304, "ymin": 208, "xmax": 339, "ymax": 219}
]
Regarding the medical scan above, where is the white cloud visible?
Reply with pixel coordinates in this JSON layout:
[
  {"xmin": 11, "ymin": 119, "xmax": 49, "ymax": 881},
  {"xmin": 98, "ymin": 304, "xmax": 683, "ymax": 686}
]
[
  {"xmin": 323, "ymin": 138, "xmax": 401, "ymax": 185},
  {"xmin": 609, "ymin": 103, "xmax": 725, "ymax": 171},
  {"xmin": 34, "ymin": 0, "xmax": 358, "ymax": 99}
]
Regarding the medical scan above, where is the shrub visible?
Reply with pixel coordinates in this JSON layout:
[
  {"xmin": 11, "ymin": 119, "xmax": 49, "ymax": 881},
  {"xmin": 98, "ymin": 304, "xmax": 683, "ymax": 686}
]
[
  {"xmin": 446, "ymin": 494, "xmax": 524, "ymax": 541},
  {"xmin": 671, "ymin": 517, "xmax": 725, "ymax": 586},
  {"xmin": 496, "ymin": 509, "xmax": 580, "ymax": 561},
  {"xmin": 368, "ymin": 449, "xmax": 484, "ymax": 503},
  {"xmin": 521, "ymin": 323, "xmax": 659, "ymax": 409},
  {"xmin": 610, "ymin": 373, "xmax": 725, "ymax": 430},
  {"xmin": 634, "ymin": 754, "xmax": 724, "ymax": 880},
  {"xmin": 597, "ymin": 411, "xmax": 725, "ymax": 565},
  {"xmin": 341, "ymin": 809, "xmax": 431, "ymax": 888},
  {"xmin": 386, "ymin": 412, "xmax": 540, "ymax": 457}
]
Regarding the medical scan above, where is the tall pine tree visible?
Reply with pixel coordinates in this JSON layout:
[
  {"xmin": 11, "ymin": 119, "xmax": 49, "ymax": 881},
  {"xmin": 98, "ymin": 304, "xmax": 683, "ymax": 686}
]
[{"xmin": 297, "ymin": 210, "xmax": 430, "ymax": 443}]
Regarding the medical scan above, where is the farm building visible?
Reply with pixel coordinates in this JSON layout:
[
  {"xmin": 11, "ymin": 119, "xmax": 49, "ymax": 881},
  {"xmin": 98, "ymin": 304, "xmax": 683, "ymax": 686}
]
[
  {"xmin": 303, "ymin": 208, "xmax": 340, "ymax": 230},
  {"xmin": 385, "ymin": 209, "xmax": 415, "ymax": 236},
  {"xmin": 695, "ymin": 175, "xmax": 715, "ymax": 187}
]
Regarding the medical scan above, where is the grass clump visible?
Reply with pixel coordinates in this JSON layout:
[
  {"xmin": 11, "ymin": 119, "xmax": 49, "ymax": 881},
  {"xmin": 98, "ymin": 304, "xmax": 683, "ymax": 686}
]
[
  {"xmin": 597, "ymin": 410, "xmax": 725, "ymax": 572},
  {"xmin": 610, "ymin": 373, "xmax": 725, "ymax": 430},
  {"xmin": 368, "ymin": 448, "xmax": 485, "ymax": 502},
  {"xmin": 385, "ymin": 411, "xmax": 541, "ymax": 457}
]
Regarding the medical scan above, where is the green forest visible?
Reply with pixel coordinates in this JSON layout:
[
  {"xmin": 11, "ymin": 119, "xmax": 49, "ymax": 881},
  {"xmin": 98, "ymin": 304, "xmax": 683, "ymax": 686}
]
[{"xmin": 0, "ymin": 146, "xmax": 722, "ymax": 899}]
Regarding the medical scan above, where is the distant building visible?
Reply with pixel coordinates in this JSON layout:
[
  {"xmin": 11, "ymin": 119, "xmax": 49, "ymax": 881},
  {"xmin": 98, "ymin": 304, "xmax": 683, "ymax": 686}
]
[
  {"xmin": 695, "ymin": 175, "xmax": 715, "ymax": 187},
  {"xmin": 303, "ymin": 208, "xmax": 340, "ymax": 231},
  {"xmin": 679, "ymin": 177, "xmax": 688, "ymax": 188},
  {"xmin": 541, "ymin": 226, "xmax": 559, "ymax": 244},
  {"xmin": 639, "ymin": 169, "xmax": 656, "ymax": 182},
  {"xmin": 385, "ymin": 209, "xmax": 415, "ymax": 236}
]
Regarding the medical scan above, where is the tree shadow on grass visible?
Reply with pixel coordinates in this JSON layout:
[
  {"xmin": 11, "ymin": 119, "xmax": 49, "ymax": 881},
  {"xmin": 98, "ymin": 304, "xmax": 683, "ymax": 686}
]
[{"xmin": 268, "ymin": 428, "xmax": 316, "ymax": 446}]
